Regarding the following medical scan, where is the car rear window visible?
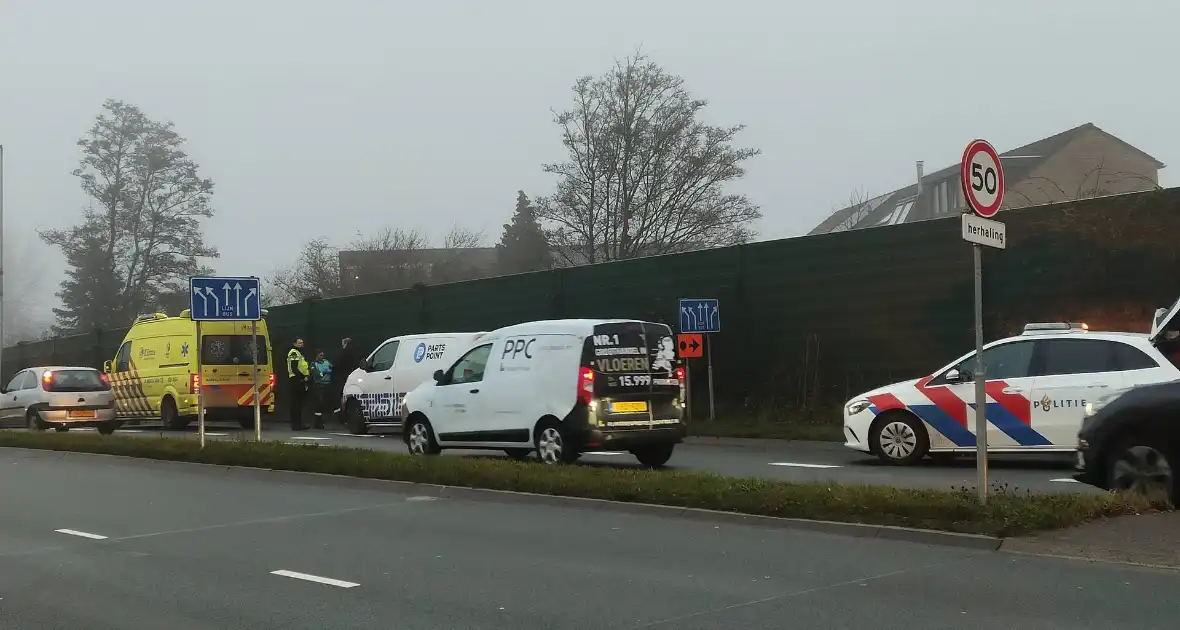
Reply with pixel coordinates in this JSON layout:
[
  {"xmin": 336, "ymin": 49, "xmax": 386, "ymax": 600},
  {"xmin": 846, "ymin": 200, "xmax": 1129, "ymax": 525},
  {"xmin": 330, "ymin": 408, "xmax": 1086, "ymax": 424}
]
[
  {"xmin": 202, "ymin": 335, "xmax": 268, "ymax": 365},
  {"xmin": 45, "ymin": 369, "xmax": 107, "ymax": 392}
]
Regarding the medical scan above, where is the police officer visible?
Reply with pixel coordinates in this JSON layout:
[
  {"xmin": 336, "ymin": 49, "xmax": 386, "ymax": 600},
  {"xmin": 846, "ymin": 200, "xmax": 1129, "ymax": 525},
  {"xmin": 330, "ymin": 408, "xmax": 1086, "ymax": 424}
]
[{"xmin": 287, "ymin": 338, "xmax": 311, "ymax": 431}]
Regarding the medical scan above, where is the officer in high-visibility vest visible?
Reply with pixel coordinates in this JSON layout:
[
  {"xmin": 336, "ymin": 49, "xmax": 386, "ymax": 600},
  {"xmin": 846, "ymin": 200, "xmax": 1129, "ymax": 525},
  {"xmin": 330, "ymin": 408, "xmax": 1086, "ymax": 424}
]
[{"xmin": 286, "ymin": 338, "xmax": 311, "ymax": 431}]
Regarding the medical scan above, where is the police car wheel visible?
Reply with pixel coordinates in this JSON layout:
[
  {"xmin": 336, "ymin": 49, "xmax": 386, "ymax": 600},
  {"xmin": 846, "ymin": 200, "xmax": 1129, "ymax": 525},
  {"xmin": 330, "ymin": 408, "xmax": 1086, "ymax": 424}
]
[
  {"xmin": 406, "ymin": 417, "xmax": 441, "ymax": 456},
  {"xmin": 870, "ymin": 412, "xmax": 929, "ymax": 466},
  {"xmin": 1106, "ymin": 436, "xmax": 1178, "ymax": 504}
]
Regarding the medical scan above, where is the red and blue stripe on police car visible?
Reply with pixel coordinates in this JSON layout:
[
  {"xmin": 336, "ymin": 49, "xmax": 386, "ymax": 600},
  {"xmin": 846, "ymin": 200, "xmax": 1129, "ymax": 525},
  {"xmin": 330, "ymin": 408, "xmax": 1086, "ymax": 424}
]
[{"xmin": 866, "ymin": 376, "xmax": 1051, "ymax": 447}]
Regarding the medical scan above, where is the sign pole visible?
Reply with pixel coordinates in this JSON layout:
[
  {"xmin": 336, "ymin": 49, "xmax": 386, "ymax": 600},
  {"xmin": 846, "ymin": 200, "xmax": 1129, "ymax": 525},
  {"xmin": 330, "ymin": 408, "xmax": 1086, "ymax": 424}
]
[
  {"xmin": 973, "ymin": 243, "xmax": 988, "ymax": 503},
  {"xmin": 959, "ymin": 138, "xmax": 1005, "ymax": 505},
  {"xmin": 252, "ymin": 319, "xmax": 261, "ymax": 442},
  {"xmin": 196, "ymin": 320, "xmax": 205, "ymax": 449},
  {"xmin": 706, "ymin": 335, "xmax": 716, "ymax": 422}
]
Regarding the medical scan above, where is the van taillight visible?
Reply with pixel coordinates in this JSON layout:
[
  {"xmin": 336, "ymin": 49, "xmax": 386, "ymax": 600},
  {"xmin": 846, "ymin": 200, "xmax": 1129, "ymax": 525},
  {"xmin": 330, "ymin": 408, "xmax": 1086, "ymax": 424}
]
[
  {"xmin": 268, "ymin": 372, "xmax": 275, "ymax": 389},
  {"xmin": 675, "ymin": 367, "xmax": 685, "ymax": 384},
  {"xmin": 578, "ymin": 367, "xmax": 594, "ymax": 406},
  {"xmin": 190, "ymin": 373, "xmax": 201, "ymax": 394}
]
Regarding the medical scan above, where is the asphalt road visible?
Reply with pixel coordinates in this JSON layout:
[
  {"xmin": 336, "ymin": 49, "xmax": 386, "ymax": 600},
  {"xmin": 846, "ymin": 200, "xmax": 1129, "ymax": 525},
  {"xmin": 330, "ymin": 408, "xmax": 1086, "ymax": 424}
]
[
  {"xmin": 77, "ymin": 421, "xmax": 1096, "ymax": 494},
  {"xmin": 1, "ymin": 448, "xmax": 1176, "ymax": 629}
]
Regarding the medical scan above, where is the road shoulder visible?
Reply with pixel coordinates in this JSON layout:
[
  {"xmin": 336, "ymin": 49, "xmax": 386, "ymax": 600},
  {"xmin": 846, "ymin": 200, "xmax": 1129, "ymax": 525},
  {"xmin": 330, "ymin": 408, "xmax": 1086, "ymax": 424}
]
[{"xmin": 1001, "ymin": 511, "xmax": 1180, "ymax": 569}]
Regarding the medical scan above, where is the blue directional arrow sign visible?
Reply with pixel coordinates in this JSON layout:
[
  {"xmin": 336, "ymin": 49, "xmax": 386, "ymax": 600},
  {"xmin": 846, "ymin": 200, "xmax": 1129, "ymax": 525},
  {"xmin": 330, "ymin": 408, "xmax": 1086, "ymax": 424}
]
[
  {"xmin": 189, "ymin": 276, "xmax": 262, "ymax": 321},
  {"xmin": 678, "ymin": 298, "xmax": 720, "ymax": 334}
]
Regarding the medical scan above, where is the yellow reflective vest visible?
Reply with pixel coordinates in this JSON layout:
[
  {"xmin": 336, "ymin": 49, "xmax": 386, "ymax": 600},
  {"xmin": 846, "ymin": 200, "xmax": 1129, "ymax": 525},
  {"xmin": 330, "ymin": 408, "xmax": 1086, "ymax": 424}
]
[{"xmin": 287, "ymin": 347, "xmax": 309, "ymax": 379}]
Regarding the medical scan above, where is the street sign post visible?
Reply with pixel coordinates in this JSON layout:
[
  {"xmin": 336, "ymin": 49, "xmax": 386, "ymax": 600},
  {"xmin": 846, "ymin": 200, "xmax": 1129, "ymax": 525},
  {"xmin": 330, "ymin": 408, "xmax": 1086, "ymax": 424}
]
[
  {"xmin": 678, "ymin": 299, "xmax": 720, "ymax": 421},
  {"xmin": 189, "ymin": 276, "xmax": 264, "ymax": 448},
  {"xmin": 960, "ymin": 139, "xmax": 1006, "ymax": 504}
]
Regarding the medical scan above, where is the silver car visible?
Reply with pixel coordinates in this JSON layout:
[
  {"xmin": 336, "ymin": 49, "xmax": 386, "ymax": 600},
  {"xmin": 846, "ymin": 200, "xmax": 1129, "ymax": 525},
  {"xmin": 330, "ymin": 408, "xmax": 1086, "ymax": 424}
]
[{"xmin": 0, "ymin": 366, "xmax": 120, "ymax": 434}]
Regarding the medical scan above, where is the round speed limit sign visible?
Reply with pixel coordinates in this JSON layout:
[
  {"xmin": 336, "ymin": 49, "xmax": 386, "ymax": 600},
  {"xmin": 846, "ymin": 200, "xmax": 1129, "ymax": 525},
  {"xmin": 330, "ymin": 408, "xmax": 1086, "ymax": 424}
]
[{"xmin": 960, "ymin": 139, "xmax": 1005, "ymax": 217}]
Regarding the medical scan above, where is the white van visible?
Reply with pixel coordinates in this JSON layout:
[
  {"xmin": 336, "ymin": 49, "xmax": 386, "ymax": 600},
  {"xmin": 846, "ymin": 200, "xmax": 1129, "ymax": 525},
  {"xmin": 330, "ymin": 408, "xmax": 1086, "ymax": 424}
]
[
  {"xmin": 341, "ymin": 332, "xmax": 486, "ymax": 434},
  {"xmin": 399, "ymin": 319, "xmax": 686, "ymax": 466}
]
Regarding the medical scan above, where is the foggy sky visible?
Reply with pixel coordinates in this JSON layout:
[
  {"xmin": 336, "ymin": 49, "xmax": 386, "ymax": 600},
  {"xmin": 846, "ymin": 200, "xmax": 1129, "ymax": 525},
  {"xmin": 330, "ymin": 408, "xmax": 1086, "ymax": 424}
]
[{"xmin": 2, "ymin": 0, "xmax": 1177, "ymax": 330}]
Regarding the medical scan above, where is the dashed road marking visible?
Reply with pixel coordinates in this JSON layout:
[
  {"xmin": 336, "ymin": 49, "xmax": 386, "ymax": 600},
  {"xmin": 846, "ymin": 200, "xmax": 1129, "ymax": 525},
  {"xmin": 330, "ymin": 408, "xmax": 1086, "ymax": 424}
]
[
  {"xmin": 270, "ymin": 569, "xmax": 359, "ymax": 588},
  {"xmin": 1050, "ymin": 478, "xmax": 1080, "ymax": 483},
  {"xmin": 55, "ymin": 529, "xmax": 108, "ymax": 540},
  {"xmin": 768, "ymin": 462, "xmax": 842, "ymax": 469},
  {"xmin": 330, "ymin": 433, "xmax": 376, "ymax": 438},
  {"xmin": 585, "ymin": 452, "xmax": 627, "ymax": 456},
  {"xmin": 290, "ymin": 436, "xmax": 332, "ymax": 441}
]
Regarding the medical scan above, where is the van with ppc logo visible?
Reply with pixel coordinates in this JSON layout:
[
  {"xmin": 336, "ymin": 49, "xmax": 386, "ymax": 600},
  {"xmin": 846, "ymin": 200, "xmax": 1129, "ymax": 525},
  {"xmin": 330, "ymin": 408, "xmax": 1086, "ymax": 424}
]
[
  {"xmin": 399, "ymin": 319, "xmax": 687, "ymax": 466},
  {"xmin": 340, "ymin": 331, "xmax": 486, "ymax": 435}
]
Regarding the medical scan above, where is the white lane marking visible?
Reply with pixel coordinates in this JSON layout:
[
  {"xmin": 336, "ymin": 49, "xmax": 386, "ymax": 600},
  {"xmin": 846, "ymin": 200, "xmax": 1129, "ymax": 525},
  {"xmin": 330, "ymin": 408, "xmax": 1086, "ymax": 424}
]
[
  {"xmin": 1050, "ymin": 478, "xmax": 1080, "ymax": 483},
  {"xmin": 119, "ymin": 430, "xmax": 143, "ymax": 434},
  {"xmin": 204, "ymin": 433, "xmax": 228, "ymax": 437},
  {"xmin": 585, "ymin": 451, "xmax": 626, "ymax": 456},
  {"xmin": 768, "ymin": 462, "xmax": 842, "ymax": 469},
  {"xmin": 270, "ymin": 569, "xmax": 359, "ymax": 588},
  {"xmin": 55, "ymin": 529, "xmax": 108, "ymax": 540},
  {"xmin": 290, "ymin": 436, "xmax": 331, "ymax": 441},
  {"xmin": 330, "ymin": 433, "xmax": 376, "ymax": 438},
  {"xmin": 406, "ymin": 496, "xmax": 438, "ymax": 502}
]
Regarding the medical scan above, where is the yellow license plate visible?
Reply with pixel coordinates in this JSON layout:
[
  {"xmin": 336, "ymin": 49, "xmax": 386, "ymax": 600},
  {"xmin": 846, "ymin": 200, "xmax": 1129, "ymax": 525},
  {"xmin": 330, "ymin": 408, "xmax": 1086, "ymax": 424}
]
[
  {"xmin": 611, "ymin": 401, "xmax": 648, "ymax": 413},
  {"xmin": 68, "ymin": 410, "xmax": 96, "ymax": 419}
]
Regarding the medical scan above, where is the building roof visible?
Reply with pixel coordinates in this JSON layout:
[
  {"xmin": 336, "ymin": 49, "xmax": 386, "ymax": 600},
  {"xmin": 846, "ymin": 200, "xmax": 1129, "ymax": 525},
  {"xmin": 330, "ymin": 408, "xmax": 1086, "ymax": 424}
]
[{"xmin": 808, "ymin": 123, "xmax": 1165, "ymax": 235}]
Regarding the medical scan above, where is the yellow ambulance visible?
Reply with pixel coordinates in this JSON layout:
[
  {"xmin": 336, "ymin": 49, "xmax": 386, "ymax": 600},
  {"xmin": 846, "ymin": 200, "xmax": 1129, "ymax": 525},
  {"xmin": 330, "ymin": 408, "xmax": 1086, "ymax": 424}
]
[{"xmin": 104, "ymin": 309, "xmax": 276, "ymax": 429}]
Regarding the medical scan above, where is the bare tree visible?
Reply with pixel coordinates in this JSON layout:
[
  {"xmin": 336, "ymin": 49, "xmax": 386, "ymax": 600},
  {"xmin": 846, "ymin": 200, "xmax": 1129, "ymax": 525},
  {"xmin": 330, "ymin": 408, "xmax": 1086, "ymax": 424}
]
[
  {"xmin": 2, "ymin": 241, "xmax": 52, "ymax": 344},
  {"xmin": 39, "ymin": 99, "xmax": 218, "ymax": 331},
  {"xmin": 534, "ymin": 53, "xmax": 761, "ymax": 265},
  {"xmin": 266, "ymin": 226, "xmax": 489, "ymax": 304}
]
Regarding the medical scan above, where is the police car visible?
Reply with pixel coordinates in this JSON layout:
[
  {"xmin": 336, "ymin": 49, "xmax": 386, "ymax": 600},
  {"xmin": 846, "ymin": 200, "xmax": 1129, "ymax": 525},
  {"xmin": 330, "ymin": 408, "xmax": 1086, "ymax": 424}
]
[{"xmin": 843, "ymin": 317, "xmax": 1180, "ymax": 465}]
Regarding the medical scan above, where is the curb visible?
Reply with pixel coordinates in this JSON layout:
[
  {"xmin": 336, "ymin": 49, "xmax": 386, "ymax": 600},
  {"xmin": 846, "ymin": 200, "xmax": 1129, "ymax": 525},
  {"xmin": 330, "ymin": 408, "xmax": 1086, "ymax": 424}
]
[{"xmin": 3, "ymin": 447, "xmax": 1002, "ymax": 551}]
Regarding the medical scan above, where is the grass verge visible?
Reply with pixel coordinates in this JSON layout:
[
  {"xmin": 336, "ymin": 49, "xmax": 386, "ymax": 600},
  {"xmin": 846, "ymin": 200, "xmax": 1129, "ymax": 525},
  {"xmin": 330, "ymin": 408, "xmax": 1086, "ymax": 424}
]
[{"xmin": 0, "ymin": 431, "xmax": 1161, "ymax": 537}]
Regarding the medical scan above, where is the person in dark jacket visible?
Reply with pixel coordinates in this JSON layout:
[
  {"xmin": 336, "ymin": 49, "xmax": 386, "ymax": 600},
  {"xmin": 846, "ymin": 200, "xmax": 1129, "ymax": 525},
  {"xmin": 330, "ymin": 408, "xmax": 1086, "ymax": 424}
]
[{"xmin": 331, "ymin": 337, "xmax": 364, "ymax": 421}]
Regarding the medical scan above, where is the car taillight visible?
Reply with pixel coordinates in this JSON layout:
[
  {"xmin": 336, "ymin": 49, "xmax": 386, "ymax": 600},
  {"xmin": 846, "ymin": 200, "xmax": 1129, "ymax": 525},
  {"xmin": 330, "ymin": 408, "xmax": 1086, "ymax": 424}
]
[
  {"xmin": 41, "ymin": 371, "xmax": 54, "ymax": 391},
  {"xmin": 190, "ymin": 373, "xmax": 201, "ymax": 394},
  {"xmin": 577, "ymin": 367, "xmax": 594, "ymax": 406},
  {"xmin": 99, "ymin": 373, "xmax": 111, "ymax": 390}
]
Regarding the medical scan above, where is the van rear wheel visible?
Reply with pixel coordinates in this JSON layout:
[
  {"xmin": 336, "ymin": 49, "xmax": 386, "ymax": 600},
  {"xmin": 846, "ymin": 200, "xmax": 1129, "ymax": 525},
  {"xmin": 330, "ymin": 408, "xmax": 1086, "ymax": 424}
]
[
  {"xmin": 632, "ymin": 443, "xmax": 675, "ymax": 468},
  {"xmin": 535, "ymin": 420, "xmax": 578, "ymax": 465}
]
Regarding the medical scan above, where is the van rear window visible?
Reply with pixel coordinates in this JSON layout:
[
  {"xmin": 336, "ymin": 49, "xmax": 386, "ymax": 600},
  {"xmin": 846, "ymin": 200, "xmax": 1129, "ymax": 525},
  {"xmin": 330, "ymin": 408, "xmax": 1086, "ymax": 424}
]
[
  {"xmin": 202, "ymin": 335, "xmax": 268, "ymax": 365},
  {"xmin": 584, "ymin": 322, "xmax": 679, "ymax": 390}
]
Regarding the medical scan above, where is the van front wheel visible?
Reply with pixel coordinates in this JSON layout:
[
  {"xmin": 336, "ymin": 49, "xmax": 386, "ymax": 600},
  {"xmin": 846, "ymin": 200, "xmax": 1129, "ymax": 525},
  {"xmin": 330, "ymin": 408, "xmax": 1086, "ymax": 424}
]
[
  {"xmin": 633, "ymin": 443, "xmax": 675, "ymax": 468},
  {"xmin": 406, "ymin": 416, "xmax": 441, "ymax": 456},
  {"xmin": 345, "ymin": 401, "xmax": 369, "ymax": 435}
]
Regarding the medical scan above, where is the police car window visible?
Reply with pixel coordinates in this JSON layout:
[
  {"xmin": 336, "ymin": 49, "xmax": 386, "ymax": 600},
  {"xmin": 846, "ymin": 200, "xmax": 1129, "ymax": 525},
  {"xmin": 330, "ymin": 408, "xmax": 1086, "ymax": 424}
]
[
  {"xmin": 450, "ymin": 344, "xmax": 492, "ymax": 385},
  {"xmin": 370, "ymin": 341, "xmax": 400, "ymax": 372},
  {"xmin": 1039, "ymin": 339, "xmax": 1118, "ymax": 376},
  {"xmin": 1112, "ymin": 342, "xmax": 1159, "ymax": 371},
  {"xmin": 954, "ymin": 341, "xmax": 1035, "ymax": 380}
]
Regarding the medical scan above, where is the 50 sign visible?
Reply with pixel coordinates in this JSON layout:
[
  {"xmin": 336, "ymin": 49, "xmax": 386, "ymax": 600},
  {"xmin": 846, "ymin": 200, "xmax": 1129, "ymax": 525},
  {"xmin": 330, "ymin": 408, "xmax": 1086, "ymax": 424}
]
[{"xmin": 960, "ymin": 139, "xmax": 1005, "ymax": 218}]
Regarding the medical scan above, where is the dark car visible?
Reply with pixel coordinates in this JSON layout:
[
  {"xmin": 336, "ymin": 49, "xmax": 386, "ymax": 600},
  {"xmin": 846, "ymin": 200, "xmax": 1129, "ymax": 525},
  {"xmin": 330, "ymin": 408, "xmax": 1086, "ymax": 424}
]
[{"xmin": 1075, "ymin": 380, "xmax": 1180, "ymax": 504}]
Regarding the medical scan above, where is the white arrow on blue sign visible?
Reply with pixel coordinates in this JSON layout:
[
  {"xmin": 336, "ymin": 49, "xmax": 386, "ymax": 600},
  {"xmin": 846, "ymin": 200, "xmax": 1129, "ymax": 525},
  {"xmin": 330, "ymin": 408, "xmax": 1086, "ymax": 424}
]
[
  {"xmin": 678, "ymin": 298, "xmax": 720, "ymax": 334},
  {"xmin": 189, "ymin": 276, "xmax": 262, "ymax": 321}
]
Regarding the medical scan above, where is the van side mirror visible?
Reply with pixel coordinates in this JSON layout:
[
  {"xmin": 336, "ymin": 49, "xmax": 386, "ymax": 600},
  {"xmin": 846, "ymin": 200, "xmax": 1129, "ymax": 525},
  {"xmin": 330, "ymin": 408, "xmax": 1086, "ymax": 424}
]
[
  {"xmin": 103, "ymin": 360, "xmax": 112, "ymax": 374},
  {"xmin": 433, "ymin": 369, "xmax": 445, "ymax": 384}
]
